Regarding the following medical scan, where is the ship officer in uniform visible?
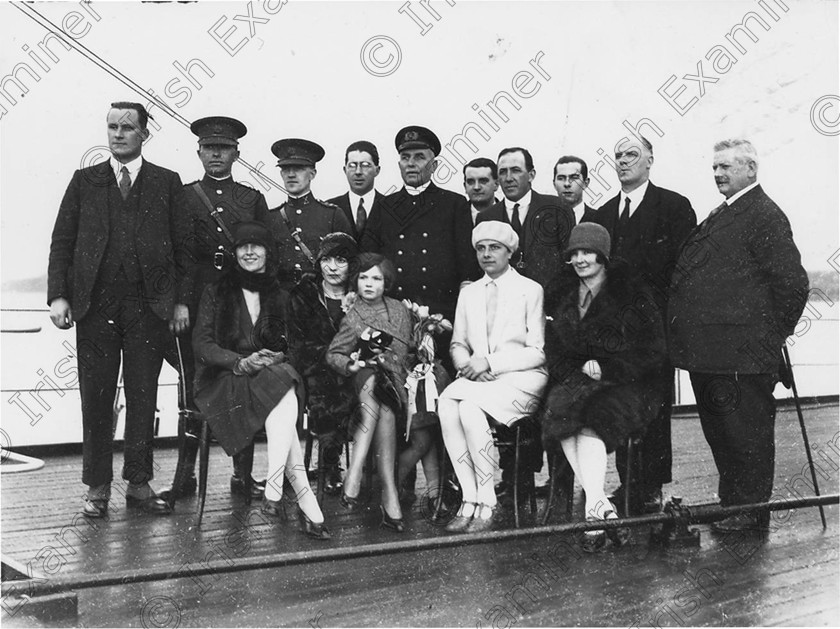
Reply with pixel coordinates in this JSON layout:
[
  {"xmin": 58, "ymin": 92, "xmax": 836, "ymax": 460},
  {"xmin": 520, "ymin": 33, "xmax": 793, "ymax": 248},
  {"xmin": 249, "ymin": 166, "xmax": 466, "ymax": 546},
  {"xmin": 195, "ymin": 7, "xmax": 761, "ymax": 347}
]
[
  {"xmin": 161, "ymin": 116, "xmax": 270, "ymax": 503},
  {"xmin": 266, "ymin": 138, "xmax": 353, "ymax": 291}
]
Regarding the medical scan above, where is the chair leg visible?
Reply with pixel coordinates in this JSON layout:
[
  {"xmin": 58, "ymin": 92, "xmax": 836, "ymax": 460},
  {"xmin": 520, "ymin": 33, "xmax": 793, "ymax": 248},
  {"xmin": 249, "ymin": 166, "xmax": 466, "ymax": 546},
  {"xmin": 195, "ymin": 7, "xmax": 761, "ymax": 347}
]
[
  {"xmin": 433, "ymin": 444, "xmax": 447, "ymax": 521},
  {"xmin": 304, "ymin": 430, "xmax": 313, "ymax": 472},
  {"xmin": 624, "ymin": 438, "xmax": 634, "ymax": 517},
  {"xmin": 316, "ymin": 438, "xmax": 326, "ymax": 506},
  {"xmin": 529, "ymin": 472, "xmax": 537, "ymax": 515},
  {"xmin": 513, "ymin": 427, "xmax": 521, "ymax": 529},
  {"xmin": 540, "ymin": 455, "xmax": 559, "ymax": 525},
  {"xmin": 196, "ymin": 421, "xmax": 210, "ymax": 527}
]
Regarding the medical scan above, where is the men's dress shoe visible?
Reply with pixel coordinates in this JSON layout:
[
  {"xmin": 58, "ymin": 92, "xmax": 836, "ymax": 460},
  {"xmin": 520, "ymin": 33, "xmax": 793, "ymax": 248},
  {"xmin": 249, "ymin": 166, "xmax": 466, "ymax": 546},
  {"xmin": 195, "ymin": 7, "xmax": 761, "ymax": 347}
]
[
  {"xmin": 260, "ymin": 497, "xmax": 286, "ymax": 518},
  {"xmin": 230, "ymin": 475, "xmax": 266, "ymax": 499},
  {"xmin": 339, "ymin": 492, "xmax": 361, "ymax": 511},
  {"xmin": 126, "ymin": 495, "xmax": 173, "ymax": 515},
  {"xmin": 158, "ymin": 475, "xmax": 197, "ymax": 502},
  {"xmin": 380, "ymin": 506, "xmax": 405, "ymax": 533},
  {"xmin": 82, "ymin": 498, "xmax": 108, "ymax": 518},
  {"xmin": 323, "ymin": 467, "xmax": 344, "ymax": 496},
  {"xmin": 604, "ymin": 502, "xmax": 630, "ymax": 547},
  {"xmin": 298, "ymin": 510, "xmax": 331, "ymax": 540},
  {"xmin": 642, "ymin": 487, "xmax": 663, "ymax": 514},
  {"xmin": 711, "ymin": 512, "xmax": 767, "ymax": 535},
  {"xmin": 465, "ymin": 504, "xmax": 496, "ymax": 533}
]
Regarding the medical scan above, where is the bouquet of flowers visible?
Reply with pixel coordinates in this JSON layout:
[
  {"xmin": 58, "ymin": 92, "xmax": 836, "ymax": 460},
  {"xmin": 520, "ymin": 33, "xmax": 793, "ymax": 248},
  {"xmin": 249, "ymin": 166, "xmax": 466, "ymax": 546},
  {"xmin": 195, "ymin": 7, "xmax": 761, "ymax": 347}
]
[{"xmin": 401, "ymin": 300, "xmax": 453, "ymax": 437}]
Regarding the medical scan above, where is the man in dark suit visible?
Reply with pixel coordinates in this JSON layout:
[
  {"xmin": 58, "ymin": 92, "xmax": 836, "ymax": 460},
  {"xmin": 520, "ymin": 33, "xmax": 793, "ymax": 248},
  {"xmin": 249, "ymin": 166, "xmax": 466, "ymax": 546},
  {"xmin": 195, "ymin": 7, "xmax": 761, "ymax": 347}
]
[
  {"xmin": 160, "ymin": 116, "xmax": 270, "ymax": 503},
  {"xmin": 553, "ymin": 155, "xmax": 598, "ymax": 224},
  {"xmin": 362, "ymin": 125, "xmax": 480, "ymax": 323},
  {"xmin": 592, "ymin": 135, "xmax": 696, "ymax": 514},
  {"xmin": 327, "ymin": 140, "xmax": 385, "ymax": 242},
  {"xmin": 265, "ymin": 138, "xmax": 353, "ymax": 290},
  {"xmin": 463, "ymin": 157, "xmax": 499, "ymax": 225},
  {"xmin": 476, "ymin": 147, "xmax": 574, "ymax": 290},
  {"xmin": 476, "ymin": 147, "xmax": 575, "ymax": 500},
  {"xmin": 48, "ymin": 102, "xmax": 190, "ymax": 517},
  {"xmin": 669, "ymin": 139, "xmax": 808, "ymax": 533}
]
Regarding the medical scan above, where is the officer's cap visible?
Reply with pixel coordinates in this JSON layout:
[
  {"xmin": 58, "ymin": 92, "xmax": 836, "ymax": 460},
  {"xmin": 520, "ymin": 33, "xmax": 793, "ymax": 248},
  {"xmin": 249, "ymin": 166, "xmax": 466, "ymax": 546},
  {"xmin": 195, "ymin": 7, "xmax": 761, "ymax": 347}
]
[
  {"xmin": 395, "ymin": 125, "xmax": 441, "ymax": 156},
  {"xmin": 191, "ymin": 116, "xmax": 247, "ymax": 147},
  {"xmin": 271, "ymin": 138, "xmax": 325, "ymax": 167}
]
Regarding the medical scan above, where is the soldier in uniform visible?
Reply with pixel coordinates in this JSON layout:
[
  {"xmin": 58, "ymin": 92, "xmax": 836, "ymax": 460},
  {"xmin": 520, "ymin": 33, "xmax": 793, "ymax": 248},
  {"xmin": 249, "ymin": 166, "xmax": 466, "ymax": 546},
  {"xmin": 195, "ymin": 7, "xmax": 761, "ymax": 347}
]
[
  {"xmin": 265, "ymin": 138, "xmax": 353, "ymax": 291},
  {"xmin": 160, "ymin": 116, "xmax": 270, "ymax": 503}
]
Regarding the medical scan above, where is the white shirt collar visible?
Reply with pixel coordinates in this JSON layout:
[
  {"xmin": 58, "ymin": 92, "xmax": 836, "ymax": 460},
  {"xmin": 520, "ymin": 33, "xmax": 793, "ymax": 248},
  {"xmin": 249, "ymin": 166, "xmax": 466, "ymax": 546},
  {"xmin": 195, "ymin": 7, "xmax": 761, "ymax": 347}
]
[
  {"xmin": 479, "ymin": 265, "xmax": 516, "ymax": 286},
  {"xmin": 110, "ymin": 154, "xmax": 143, "ymax": 183},
  {"xmin": 619, "ymin": 180, "xmax": 649, "ymax": 217},
  {"xmin": 206, "ymin": 173, "xmax": 232, "ymax": 182},
  {"xmin": 504, "ymin": 189, "xmax": 532, "ymax": 213},
  {"xmin": 349, "ymin": 189, "xmax": 376, "ymax": 215},
  {"xmin": 573, "ymin": 200, "xmax": 586, "ymax": 224},
  {"xmin": 405, "ymin": 181, "xmax": 431, "ymax": 196},
  {"xmin": 724, "ymin": 181, "xmax": 759, "ymax": 206}
]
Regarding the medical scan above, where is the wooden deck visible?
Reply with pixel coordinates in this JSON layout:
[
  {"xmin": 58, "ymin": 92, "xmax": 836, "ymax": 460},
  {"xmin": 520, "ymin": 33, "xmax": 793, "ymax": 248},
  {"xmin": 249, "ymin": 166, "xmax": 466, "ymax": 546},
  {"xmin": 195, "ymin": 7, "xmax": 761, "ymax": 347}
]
[{"xmin": 2, "ymin": 402, "xmax": 838, "ymax": 627}]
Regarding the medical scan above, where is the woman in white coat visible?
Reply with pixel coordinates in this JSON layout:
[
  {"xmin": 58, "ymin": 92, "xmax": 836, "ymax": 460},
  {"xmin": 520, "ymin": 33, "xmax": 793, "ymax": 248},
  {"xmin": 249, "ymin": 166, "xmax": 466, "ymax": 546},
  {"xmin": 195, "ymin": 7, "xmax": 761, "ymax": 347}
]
[{"xmin": 438, "ymin": 221, "xmax": 547, "ymax": 533}]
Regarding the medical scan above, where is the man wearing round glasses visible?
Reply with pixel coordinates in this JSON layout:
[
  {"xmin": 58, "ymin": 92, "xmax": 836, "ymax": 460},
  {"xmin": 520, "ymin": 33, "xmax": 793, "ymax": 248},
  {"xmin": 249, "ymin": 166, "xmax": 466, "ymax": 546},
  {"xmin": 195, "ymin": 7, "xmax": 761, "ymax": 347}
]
[{"xmin": 327, "ymin": 140, "xmax": 385, "ymax": 242}]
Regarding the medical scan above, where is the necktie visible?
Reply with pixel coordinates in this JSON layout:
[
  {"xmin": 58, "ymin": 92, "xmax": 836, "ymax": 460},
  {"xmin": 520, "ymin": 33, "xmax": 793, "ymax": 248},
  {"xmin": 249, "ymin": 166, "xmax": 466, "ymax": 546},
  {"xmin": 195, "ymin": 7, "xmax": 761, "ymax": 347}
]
[
  {"xmin": 119, "ymin": 166, "xmax": 131, "ymax": 200},
  {"xmin": 356, "ymin": 197, "xmax": 366, "ymax": 234},
  {"xmin": 510, "ymin": 202, "xmax": 522, "ymax": 236},
  {"xmin": 486, "ymin": 280, "xmax": 498, "ymax": 343},
  {"xmin": 618, "ymin": 197, "xmax": 631, "ymax": 235},
  {"xmin": 579, "ymin": 288, "xmax": 593, "ymax": 317}
]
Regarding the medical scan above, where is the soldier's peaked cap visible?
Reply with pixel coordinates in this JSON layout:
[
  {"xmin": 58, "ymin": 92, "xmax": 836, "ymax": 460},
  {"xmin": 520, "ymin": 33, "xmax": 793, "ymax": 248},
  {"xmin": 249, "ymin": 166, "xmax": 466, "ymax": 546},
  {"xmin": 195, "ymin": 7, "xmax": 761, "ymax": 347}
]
[
  {"xmin": 395, "ymin": 125, "xmax": 441, "ymax": 156},
  {"xmin": 190, "ymin": 116, "xmax": 247, "ymax": 146},
  {"xmin": 271, "ymin": 138, "xmax": 325, "ymax": 167}
]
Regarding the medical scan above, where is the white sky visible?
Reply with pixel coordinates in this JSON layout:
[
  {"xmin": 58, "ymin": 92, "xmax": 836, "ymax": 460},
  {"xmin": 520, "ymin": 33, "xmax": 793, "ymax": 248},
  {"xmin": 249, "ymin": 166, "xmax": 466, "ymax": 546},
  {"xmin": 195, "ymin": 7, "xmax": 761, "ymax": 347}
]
[{"xmin": 1, "ymin": 0, "xmax": 838, "ymax": 294}]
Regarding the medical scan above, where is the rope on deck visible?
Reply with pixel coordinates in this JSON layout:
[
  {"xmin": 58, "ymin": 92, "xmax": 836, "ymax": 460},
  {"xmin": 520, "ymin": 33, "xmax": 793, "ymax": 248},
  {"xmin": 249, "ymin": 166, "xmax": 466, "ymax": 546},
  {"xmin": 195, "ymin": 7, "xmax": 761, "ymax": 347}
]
[{"xmin": 2, "ymin": 493, "xmax": 836, "ymax": 597}]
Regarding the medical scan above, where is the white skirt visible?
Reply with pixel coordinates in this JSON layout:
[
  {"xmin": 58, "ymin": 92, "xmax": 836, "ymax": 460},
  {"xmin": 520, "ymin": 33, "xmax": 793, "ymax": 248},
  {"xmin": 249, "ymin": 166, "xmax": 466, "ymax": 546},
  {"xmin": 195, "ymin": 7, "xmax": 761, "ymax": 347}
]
[{"xmin": 440, "ymin": 376, "xmax": 545, "ymax": 425}]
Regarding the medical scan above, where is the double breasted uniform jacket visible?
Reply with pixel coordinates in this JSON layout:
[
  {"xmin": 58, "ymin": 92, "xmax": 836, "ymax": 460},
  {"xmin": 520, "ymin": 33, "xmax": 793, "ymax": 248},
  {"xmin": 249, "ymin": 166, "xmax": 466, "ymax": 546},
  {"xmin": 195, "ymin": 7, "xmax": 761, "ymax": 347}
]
[
  {"xmin": 476, "ymin": 191, "xmax": 575, "ymax": 290},
  {"xmin": 361, "ymin": 182, "xmax": 481, "ymax": 318},
  {"xmin": 668, "ymin": 184, "xmax": 809, "ymax": 374},
  {"xmin": 181, "ymin": 174, "xmax": 269, "ymax": 315},
  {"xmin": 265, "ymin": 192, "xmax": 353, "ymax": 285},
  {"xmin": 47, "ymin": 160, "xmax": 190, "ymax": 321},
  {"xmin": 326, "ymin": 190, "xmax": 386, "ymax": 242}
]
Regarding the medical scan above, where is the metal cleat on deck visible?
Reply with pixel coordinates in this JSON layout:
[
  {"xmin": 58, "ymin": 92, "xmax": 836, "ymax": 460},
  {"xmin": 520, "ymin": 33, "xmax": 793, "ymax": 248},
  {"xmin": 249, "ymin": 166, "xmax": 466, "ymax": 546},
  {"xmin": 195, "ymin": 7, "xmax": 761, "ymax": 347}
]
[{"xmin": 650, "ymin": 496, "xmax": 701, "ymax": 547}]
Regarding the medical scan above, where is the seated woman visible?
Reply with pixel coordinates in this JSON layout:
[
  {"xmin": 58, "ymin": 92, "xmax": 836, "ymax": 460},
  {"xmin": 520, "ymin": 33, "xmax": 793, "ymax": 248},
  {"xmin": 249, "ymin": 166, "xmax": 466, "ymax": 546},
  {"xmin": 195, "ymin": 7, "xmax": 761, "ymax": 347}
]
[
  {"xmin": 289, "ymin": 233, "xmax": 360, "ymax": 495},
  {"xmin": 193, "ymin": 221, "xmax": 330, "ymax": 540},
  {"xmin": 439, "ymin": 221, "xmax": 547, "ymax": 533},
  {"xmin": 541, "ymin": 223, "xmax": 666, "ymax": 552},
  {"xmin": 326, "ymin": 253, "xmax": 413, "ymax": 532}
]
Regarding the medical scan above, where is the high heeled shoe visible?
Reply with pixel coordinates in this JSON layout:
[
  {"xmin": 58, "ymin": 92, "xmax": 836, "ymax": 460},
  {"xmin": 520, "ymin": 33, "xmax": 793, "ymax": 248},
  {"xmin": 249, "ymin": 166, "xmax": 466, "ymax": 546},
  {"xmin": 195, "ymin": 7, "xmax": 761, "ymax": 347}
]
[
  {"xmin": 465, "ymin": 503, "xmax": 496, "ymax": 533},
  {"xmin": 339, "ymin": 492, "xmax": 361, "ymax": 511},
  {"xmin": 444, "ymin": 501, "xmax": 476, "ymax": 533},
  {"xmin": 380, "ymin": 505, "xmax": 405, "ymax": 533},
  {"xmin": 604, "ymin": 501, "xmax": 630, "ymax": 547},
  {"xmin": 260, "ymin": 497, "xmax": 286, "ymax": 519},
  {"xmin": 298, "ymin": 509, "xmax": 332, "ymax": 540}
]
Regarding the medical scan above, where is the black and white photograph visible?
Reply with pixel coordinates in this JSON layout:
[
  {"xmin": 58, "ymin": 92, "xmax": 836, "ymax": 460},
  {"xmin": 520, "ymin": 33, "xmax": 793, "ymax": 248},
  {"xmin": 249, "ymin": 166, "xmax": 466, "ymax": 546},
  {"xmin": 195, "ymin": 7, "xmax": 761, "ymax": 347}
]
[{"xmin": 1, "ymin": 0, "xmax": 838, "ymax": 626}]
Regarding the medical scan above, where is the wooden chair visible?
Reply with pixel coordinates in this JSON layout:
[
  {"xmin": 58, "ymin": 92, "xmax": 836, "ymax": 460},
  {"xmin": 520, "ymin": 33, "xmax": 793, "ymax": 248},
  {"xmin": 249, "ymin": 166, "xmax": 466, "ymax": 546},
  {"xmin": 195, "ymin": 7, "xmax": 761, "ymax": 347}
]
[{"xmin": 489, "ymin": 416, "xmax": 540, "ymax": 528}]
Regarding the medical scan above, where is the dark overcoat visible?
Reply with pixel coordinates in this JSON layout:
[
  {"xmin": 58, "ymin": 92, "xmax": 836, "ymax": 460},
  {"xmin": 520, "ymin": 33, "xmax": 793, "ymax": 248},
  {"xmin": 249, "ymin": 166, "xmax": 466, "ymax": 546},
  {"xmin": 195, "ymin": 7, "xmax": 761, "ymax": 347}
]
[
  {"xmin": 540, "ymin": 261, "xmax": 667, "ymax": 454},
  {"xmin": 193, "ymin": 273, "xmax": 303, "ymax": 456},
  {"xmin": 361, "ymin": 183, "xmax": 480, "ymax": 319},
  {"xmin": 289, "ymin": 276, "xmax": 356, "ymax": 435},
  {"xmin": 668, "ymin": 184, "xmax": 809, "ymax": 374}
]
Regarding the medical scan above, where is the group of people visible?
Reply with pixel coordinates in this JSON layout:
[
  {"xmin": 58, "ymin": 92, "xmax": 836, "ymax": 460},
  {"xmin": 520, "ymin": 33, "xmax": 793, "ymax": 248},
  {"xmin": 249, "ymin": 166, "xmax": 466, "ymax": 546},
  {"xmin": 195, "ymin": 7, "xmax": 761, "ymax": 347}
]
[{"xmin": 47, "ymin": 101, "xmax": 809, "ymax": 548}]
